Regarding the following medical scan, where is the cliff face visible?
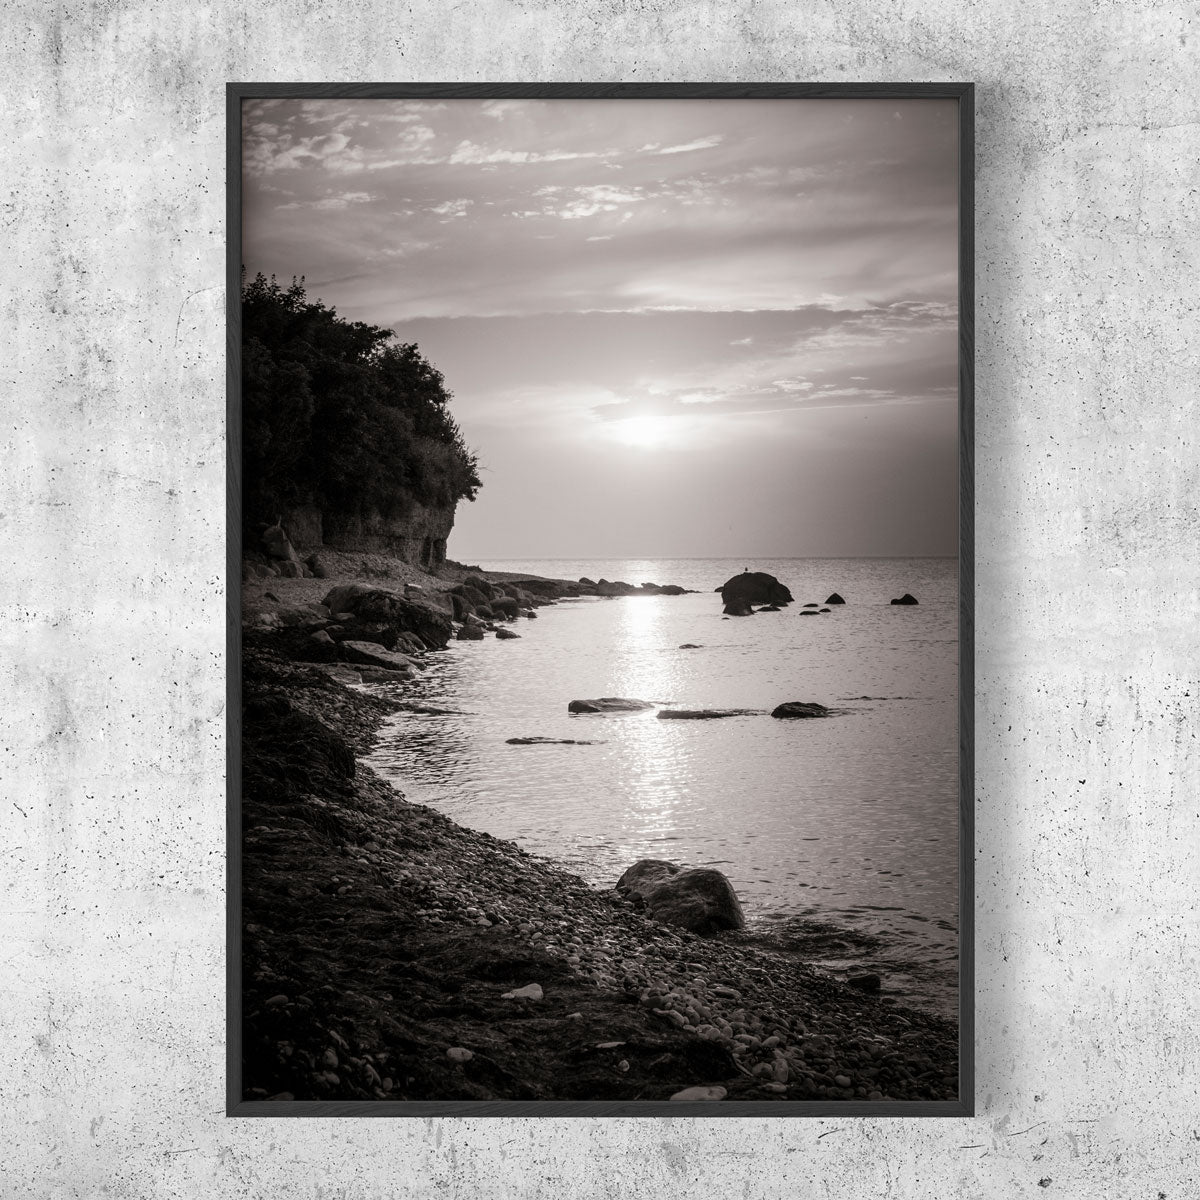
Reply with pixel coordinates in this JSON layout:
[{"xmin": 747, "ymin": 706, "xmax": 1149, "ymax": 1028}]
[{"xmin": 282, "ymin": 499, "xmax": 456, "ymax": 569}]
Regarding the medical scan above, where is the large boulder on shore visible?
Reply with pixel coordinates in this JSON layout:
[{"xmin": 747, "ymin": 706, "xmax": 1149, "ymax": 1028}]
[
  {"xmin": 616, "ymin": 859, "xmax": 744, "ymax": 935},
  {"xmin": 448, "ymin": 592, "xmax": 473, "ymax": 622},
  {"xmin": 720, "ymin": 572, "xmax": 793, "ymax": 611},
  {"xmin": 339, "ymin": 641, "xmax": 416, "ymax": 672},
  {"xmin": 568, "ymin": 697, "xmax": 655, "ymax": 714},
  {"xmin": 262, "ymin": 521, "xmax": 300, "ymax": 564},
  {"xmin": 321, "ymin": 585, "xmax": 452, "ymax": 649}
]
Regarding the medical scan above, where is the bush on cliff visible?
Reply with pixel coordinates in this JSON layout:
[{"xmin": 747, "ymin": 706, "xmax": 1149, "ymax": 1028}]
[{"xmin": 241, "ymin": 273, "xmax": 482, "ymax": 537}]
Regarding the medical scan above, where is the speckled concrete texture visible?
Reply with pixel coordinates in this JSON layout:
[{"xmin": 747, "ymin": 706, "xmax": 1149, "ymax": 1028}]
[{"xmin": 3, "ymin": 2, "xmax": 1197, "ymax": 1197}]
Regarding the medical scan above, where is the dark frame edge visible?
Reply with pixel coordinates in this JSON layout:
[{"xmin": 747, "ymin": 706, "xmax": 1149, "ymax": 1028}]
[
  {"xmin": 225, "ymin": 81, "xmax": 976, "ymax": 1118},
  {"xmin": 956, "ymin": 82, "xmax": 976, "ymax": 1119},
  {"xmin": 226, "ymin": 82, "xmax": 245, "ymax": 1119},
  {"xmin": 228, "ymin": 1099, "xmax": 976, "ymax": 1118}
]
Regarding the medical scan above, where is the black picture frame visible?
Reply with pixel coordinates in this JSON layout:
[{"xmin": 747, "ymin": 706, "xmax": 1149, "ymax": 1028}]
[{"xmin": 227, "ymin": 80, "xmax": 975, "ymax": 1117}]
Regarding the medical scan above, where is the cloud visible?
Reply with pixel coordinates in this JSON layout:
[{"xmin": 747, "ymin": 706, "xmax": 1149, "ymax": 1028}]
[
  {"xmin": 244, "ymin": 122, "xmax": 438, "ymax": 175},
  {"xmin": 654, "ymin": 135, "xmax": 724, "ymax": 155},
  {"xmin": 275, "ymin": 190, "xmax": 374, "ymax": 211},
  {"xmin": 480, "ymin": 100, "xmax": 527, "ymax": 119},
  {"xmin": 429, "ymin": 198, "xmax": 474, "ymax": 218},
  {"xmin": 448, "ymin": 141, "xmax": 610, "ymax": 165}
]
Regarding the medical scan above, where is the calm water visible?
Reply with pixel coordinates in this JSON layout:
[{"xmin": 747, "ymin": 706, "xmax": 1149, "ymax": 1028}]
[{"xmin": 365, "ymin": 558, "xmax": 960, "ymax": 1017}]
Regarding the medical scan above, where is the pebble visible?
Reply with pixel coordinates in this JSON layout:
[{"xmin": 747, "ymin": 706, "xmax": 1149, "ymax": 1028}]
[
  {"xmin": 264, "ymin": 994, "xmax": 289, "ymax": 1008},
  {"xmin": 446, "ymin": 1047, "xmax": 474, "ymax": 1063},
  {"xmin": 670, "ymin": 1086, "xmax": 727, "ymax": 1101},
  {"xmin": 834, "ymin": 1074, "xmax": 852, "ymax": 1088}
]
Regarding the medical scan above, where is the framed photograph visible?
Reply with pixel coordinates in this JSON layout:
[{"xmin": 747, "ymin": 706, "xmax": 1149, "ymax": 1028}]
[{"xmin": 228, "ymin": 82, "xmax": 974, "ymax": 1116}]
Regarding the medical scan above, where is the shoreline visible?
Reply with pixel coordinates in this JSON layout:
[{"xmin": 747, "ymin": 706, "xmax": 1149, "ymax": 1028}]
[{"xmin": 240, "ymin": 556, "xmax": 959, "ymax": 1103}]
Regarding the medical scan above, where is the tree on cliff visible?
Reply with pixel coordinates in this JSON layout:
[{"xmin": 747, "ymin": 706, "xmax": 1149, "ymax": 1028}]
[{"xmin": 241, "ymin": 273, "xmax": 481, "ymax": 536}]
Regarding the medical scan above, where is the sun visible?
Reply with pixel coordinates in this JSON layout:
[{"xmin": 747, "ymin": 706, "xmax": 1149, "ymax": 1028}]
[{"xmin": 612, "ymin": 415, "xmax": 673, "ymax": 449}]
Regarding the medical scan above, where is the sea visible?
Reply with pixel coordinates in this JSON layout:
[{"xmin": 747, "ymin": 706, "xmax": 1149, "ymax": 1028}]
[{"xmin": 364, "ymin": 557, "xmax": 961, "ymax": 1019}]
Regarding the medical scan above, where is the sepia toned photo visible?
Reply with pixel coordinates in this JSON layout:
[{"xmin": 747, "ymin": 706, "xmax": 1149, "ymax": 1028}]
[{"xmin": 232, "ymin": 86, "xmax": 971, "ymax": 1112}]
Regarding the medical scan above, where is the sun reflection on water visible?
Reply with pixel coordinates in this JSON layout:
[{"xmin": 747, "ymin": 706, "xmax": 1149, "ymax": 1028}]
[{"xmin": 605, "ymin": 597, "xmax": 696, "ymax": 860}]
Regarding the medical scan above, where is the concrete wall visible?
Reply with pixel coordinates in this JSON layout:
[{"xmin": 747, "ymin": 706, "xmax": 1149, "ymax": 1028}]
[{"xmin": 4, "ymin": 2, "xmax": 1197, "ymax": 1197}]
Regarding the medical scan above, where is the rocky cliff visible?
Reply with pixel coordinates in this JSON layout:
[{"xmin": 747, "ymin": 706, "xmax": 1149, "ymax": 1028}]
[{"xmin": 280, "ymin": 499, "xmax": 456, "ymax": 570}]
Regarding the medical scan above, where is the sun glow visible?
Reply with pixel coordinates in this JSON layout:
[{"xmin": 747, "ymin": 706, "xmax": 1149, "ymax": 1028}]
[{"xmin": 612, "ymin": 415, "xmax": 674, "ymax": 448}]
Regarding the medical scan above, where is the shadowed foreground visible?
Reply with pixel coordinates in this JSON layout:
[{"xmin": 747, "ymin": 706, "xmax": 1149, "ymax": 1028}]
[{"xmin": 240, "ymin": 642, "xmax": 958, "ymax": 1103}]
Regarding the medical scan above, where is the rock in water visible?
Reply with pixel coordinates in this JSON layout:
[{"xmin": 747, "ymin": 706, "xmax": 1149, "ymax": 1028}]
[
  {"xmin": 678, "ymin": 643, "xmax": 703, "ymax": 649},
  {"xmin": 771, "ymin": 702, "xmax": 830, "ymax": 719},
  {"xmin": 568, "ymin": 698, "xmax": 656, "ymax": 714},
  {"xmin": 890, "ymin": 593, "xmax": 919, "ymax": 605},
  {"xmin": 825, "ymin": 592, "xmax": 846, "ymax": 604},
  {"xmin": 615, "ymin": 859, "xmax": 744, "ymax": 935},
  {"xmin": 720, "ymin": 571, "xmax": 793, "ymax": 609},
  {"xmin": 456, "ymin": 624, "xmax": 485, "ymax": 641},
  {"xmin": 505, "ymin": 737, "xmax": 602, "ymax": 745},
  {"xmin": 495, "ymin": 628, "xmax": 521, "ymax": 640},
  {"xmin": 656, "ymin": 709, "xmax": 762, "ymax": 720},
  {"xmin": 722, "ymin": 599, "xmax": 755, "ymax": 616}
]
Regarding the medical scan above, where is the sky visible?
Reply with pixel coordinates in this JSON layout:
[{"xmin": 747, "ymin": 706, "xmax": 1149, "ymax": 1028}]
[{"xmin": 242, "ymin": 97, "xmax": 961, "ymax": 560}]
